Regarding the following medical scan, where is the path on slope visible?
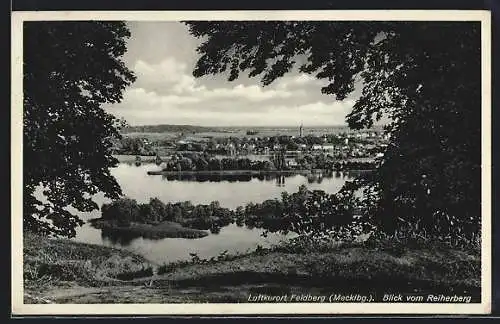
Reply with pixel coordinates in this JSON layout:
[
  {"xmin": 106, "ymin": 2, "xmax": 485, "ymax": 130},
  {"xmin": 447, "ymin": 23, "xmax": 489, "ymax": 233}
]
[{"xmin": 25, "ymin": 249, "xmax": 481, "ymax": 304}]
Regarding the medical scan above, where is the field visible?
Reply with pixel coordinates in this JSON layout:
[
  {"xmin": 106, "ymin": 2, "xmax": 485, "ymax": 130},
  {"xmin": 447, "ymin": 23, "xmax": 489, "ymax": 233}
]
[{"xmin": 121, "ymin": 125, "xmax": 366, "ymax": 140}]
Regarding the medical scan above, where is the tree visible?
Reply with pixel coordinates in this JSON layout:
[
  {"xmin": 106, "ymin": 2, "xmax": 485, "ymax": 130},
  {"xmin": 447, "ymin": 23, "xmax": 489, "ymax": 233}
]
[
  {"xmin": 263, "ymin": 160, "xmax": 277, "ymax": 171},
  {"xmin": 209, "ymin": 158, "xmax": 222, "ymax": 171},
  {"xmin": 237, "ymin": 158, "xmax": 252, "ymax": 170},
  {"xmin": 101, "ymin": 198, "xmax": 140, "ymax": 227},
  {"xmin": 210, "ymin": 201, "xmax": 221, "ymax": 210},
  {"xmin": 139, "ymin": 203, "xmax": 153, "ymax": 223},
  {"xmin": 287, "ymin": 141, "xmax": 299, "ymax": 151},
  {"xmin": 173, "ymin": 206, "xmax": 183, "ymax": 223},
  {"xmin": 184, "ymin": 21, "xmax": 481, "ymax": 240},
  {"xmin": 23, "ymin": 22, "xmax": 136, "ymax": 237},
  {"xmin": 235, "ymin": 206, "xmax": 245, "ymax": 226},
  {"xmin": 149, "ymin": 197, "xmax": 167, "ymax": 223}
]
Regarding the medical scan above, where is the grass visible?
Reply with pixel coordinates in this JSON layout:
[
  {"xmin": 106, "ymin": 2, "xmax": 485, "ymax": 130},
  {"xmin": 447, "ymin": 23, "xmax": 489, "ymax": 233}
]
[
  {"xmin": 153, "ymin": 239, "xmax": 480, "ymax": 295},
  {"xmin": 23, "ymin": 232, "xmax": 156, "ymax": 289},
  {"xmin": 23, "ymin": 231, "xmax": 481, "ymax": 304}
]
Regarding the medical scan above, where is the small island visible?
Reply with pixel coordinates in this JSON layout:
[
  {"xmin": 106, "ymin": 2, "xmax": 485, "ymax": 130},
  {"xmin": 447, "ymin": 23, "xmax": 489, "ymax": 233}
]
[
  {"xmin": 89, "ymin": 218, "xmax": 209, "ymax": 239},
  {"xmin": 88, "ymin": 197, "xmax": 235, "ymax": 239}
]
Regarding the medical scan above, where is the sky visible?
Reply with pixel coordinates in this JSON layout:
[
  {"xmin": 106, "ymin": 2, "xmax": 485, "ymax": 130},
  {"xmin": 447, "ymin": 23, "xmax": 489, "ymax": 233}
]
[{"xmin": 104, "ymin": 21, "xmax": 362, "ymax": 127}]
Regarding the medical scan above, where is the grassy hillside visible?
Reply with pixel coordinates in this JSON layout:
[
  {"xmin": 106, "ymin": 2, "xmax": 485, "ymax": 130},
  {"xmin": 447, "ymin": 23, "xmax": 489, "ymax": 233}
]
[
  {"xmin": 23, "ymin": 232, "xmax": 155, "ymax": 298},
  {"xmin": 23, "ymin": 233, "xmax": 481, "ymax": 304}
]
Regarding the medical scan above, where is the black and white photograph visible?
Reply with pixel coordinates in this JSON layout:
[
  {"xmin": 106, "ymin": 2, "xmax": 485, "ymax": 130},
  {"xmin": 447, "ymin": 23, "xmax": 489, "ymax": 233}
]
[{"xmin": 11, "ymin": 10, "xmax": 491, "ymax": 315}]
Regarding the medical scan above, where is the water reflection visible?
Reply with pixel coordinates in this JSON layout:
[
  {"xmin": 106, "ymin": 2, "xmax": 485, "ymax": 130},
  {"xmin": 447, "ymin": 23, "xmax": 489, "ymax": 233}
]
[
  {"xmin": 275, "ymin": 175, "xmax": 286, "ymax": 187},
  {"xmin": 159, "ymin": 173, "xmax": 336, "ymax": 184},
  {"xmin": 101, "ymin": 227, "xmax": 137, "ymax": 246},
  {"xmin": 161, "ymin": 173, "xmax": 255, "ymax": 182},
  {"xmin": 158, "ymin": 170, "xmax": 352, "ymax": 186},
  {"xmin": 70, "ymin": 162, "xmax": 358, "ymax": 264},
  {"xmin": 210, "ymin": 227, "xmax": 221, "ymax": 234}
]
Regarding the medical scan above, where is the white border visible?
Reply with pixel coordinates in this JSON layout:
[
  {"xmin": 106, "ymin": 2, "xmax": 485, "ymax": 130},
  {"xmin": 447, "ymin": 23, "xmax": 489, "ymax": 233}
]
[{"xmin": 11, "ymin": 10, "xmax": 492, "ymax": 315}]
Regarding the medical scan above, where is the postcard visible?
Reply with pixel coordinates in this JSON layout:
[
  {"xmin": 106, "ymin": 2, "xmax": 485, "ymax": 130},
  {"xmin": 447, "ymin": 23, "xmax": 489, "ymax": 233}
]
[{"xmin": 11, "ymin": 9, "xmax": 492, "ymax": 315}]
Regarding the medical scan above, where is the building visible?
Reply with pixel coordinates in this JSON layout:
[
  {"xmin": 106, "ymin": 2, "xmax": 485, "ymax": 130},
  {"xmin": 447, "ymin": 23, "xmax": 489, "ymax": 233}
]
[
  {"xmin": 299, "ymin": 123, "xmax": 303, "ymax": 137},
  {"xmin": 312, "ymin": 144, "xmax": 335, "ymax": 152},
  {"xmin": 322, "ymin": 144, "xmax": 335, "ymax": 151},
  {"xmin": 312, "ymin": 144, "xmax": 323, "ymax": 151},
  {"xmin": 226, "ymin": 143, "xmax": 236, "ymax": 156}
]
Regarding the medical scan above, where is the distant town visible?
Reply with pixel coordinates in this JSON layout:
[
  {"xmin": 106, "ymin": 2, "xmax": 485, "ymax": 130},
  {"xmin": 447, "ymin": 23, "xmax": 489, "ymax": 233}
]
[{"xmin": 112, "ymin": 124, "xmax": 389, "ymax": 172}]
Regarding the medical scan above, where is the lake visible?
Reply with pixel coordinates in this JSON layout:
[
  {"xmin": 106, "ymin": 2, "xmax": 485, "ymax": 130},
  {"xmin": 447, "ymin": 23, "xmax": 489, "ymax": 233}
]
[{"xmin": 68, "ymin": 163, "xmax": 353, "ymax": 264}]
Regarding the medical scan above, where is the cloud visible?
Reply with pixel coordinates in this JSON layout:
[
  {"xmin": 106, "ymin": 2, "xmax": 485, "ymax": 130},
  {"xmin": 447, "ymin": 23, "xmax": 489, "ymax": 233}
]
[
  {"xmin": 107, "ymin": 97, "xmax": 354, "ymax": 127},
  {"xmin": 131, "ymin": 58, "xmax": 298, "ymax": 102},
  {"xmin": 200, "ymin": 84, "xmax": 296, "ymax": 101},
  {"xmin": 275, "ymin": 74, "xmax": 322, "ymax": 90},
  {"xmin": 123, "ymin": 88, "xmax": 201, "ymax": 107},
  {"xmin": 132, "ymin": 59, "xmax": 198, "ymax": 94},
  {"xmin": 105, "ymin": 22, "xmax": 360, "ymax": 127}
]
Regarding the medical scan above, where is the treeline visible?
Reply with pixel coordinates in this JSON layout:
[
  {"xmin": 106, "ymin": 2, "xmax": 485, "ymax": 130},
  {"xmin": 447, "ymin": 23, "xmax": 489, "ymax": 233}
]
[
  {"xmin": 100, "ymin": 198, "xmax": 234, "ymax": 233},
  {"xmin": 113, "ymin": 137, "xmax": 156, "ymax": 156},
  {"xmin": 122, "ymin": 124, "xmax": 216, "ymax": 133},
  {"xmin": 160, "ymin": 173, "xmax": 280, "ymax": 182},
  {"xmin": 97, "ymin": 184, "xmax": 369, "ymax": 240},
  {"xmin": 237, "ymin": 185, "xmax": 363, "ymax": 237},
  {"xmin": 162, "ymin": 154, "xmax": 377, "ymax": 172},
  {"xmin": 297, "ymin": 153, "xmax": 377, "ymax": 171},
  {"xmin": 163, "ymin": 156, "xmax": 277, "ymax": 172},
  {"xmin": 97, "ymin": 177, "xmax": 477, "ymax": 246},
  {"xmin": 335, "ymin": 161, "xmax": 377, "ymax": 171}
]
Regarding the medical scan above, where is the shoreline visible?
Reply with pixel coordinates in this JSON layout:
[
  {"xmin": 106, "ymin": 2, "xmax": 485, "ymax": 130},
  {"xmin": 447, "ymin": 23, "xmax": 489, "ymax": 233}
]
[
  {"xmin": 147, "ymin": 169, "xmax": 374, "ymax": 176},
  {"xmin": 113, "ymin": 154, "xmax": 161, "ymax": 163},
  {"xmin": 147, "ymin": 169, "xmax": 315, "ymax": 176},
  {"xmin": 113, "ymin": 154, "xmax": 377, "ymax": 164}
]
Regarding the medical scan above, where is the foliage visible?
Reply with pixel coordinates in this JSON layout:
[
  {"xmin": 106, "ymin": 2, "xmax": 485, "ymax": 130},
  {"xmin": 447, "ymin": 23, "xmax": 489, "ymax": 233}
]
[
  {"xmin": 163, "ymin": 155, "xmax": 278, "ymax": 171},
  {"xmin": 23, "ymin": 21, "xmax": 136, "ymax": 237},
  {"xmin": 184, "ymin": 21, "xmax": 481, "ymax": 241},
  {"xmin": 101, "ymin": 198, "xmax": 140, "ymax": 226},
  {"xmin": 100, "ymin": 197, "xmax": 234, "ymax": 231},
  {"xmin": 244, "ymin": 183, "xmax": 375, "ymax": 241},
  {"xmin": 98, "ymin": 182, "xmax": 376, "ymax": 243},
  {"xmin": 99, "ymin": 175, "xmax": 478, "ymax": 247},
  {"xmin": 114, "ymin": 137, "xmax": 156, "ymax": 156}
]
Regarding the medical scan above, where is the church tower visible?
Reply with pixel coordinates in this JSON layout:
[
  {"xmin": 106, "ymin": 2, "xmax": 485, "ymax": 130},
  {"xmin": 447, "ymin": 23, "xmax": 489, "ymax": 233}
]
[{"xmin": 299, "ymin": 122, "xmax": 303, "ymax": 137}]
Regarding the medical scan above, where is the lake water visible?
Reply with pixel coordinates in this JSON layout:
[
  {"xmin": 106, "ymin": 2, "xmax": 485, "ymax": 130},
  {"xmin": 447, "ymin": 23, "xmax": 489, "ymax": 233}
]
[{"xmin": 69, "ymin": 163, "xmax": 353, "ymax": 264}]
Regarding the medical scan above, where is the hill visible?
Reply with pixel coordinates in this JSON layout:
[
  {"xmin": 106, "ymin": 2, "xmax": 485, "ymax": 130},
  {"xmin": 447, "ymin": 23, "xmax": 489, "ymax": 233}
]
[
  {"xmin": 24, "ymin": 232, "xmax": 480, "ymax": 304},
  {"xmin": 122, "ymin": 124, "xmax": 217, "ymax": 134}
]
